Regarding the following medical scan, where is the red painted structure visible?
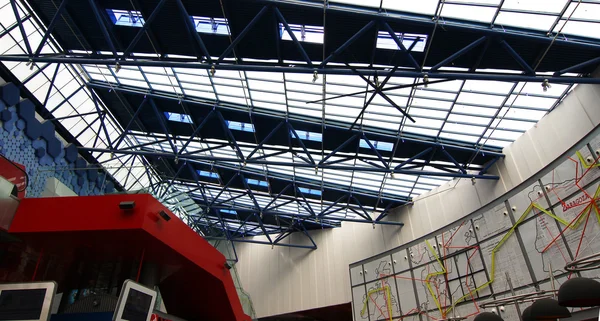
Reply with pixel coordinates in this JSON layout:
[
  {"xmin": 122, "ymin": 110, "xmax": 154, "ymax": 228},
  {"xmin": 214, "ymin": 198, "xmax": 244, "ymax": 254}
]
[
  {"xmin": 8, "ymin": 194, "xmax": 251, "ymax": 321},
  {"xmin": 0, "ymin": 157, "xmax": 26, "ymax": 199}
]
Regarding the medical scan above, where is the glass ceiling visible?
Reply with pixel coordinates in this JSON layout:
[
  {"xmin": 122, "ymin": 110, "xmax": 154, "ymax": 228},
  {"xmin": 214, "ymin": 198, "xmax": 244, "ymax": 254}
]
[
  {"xmin": 327, "ymin": 0, "xmax": 600, "ymax": 40},
  {"xmin": 83, "ymin": 63, "xmax": 571, "ymax": 148},
  {"xmin": 0, "ymin": 0, "xmax": 152, "ymax": 192},
  {"xmin": 1, "ymin": 0, "xmax": 597, "ymax": 238}
]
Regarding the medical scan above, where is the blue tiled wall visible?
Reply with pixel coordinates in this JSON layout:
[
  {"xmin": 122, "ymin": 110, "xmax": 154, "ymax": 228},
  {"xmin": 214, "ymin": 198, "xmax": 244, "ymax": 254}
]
[{"xmin": 0, "ymin": 82, "xmax": 114, "ymax": 197}]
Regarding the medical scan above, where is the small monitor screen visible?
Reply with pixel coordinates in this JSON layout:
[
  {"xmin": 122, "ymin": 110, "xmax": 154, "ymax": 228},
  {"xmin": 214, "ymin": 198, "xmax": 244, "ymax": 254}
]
[
  {"xmin": 122, "ymin": 289, "xmax": 152, "ymax": 321},
  {"xmin": 0, "ymin": 288, "xmax": 46, "ymax": 320}
]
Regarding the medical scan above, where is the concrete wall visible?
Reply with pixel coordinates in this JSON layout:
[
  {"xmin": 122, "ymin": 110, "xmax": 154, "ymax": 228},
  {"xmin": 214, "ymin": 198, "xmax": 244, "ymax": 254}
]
[{"xmin": 235, "ymin": 79, "xmax": 600, "ymax": 318}]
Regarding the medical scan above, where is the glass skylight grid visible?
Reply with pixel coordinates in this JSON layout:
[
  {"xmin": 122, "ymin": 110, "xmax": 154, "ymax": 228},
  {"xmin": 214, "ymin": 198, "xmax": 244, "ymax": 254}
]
[
  {"xmin": 164, "ymin": 111, "xmax": 193, "ymax": 124},
  {"xmin": 106, "ymin": 9, "xmax": 145, "ymax": 27},
  {"xmin": 1, "ymin": 0, "xmax": 155, "ymax": 193},
  {"xmin": 246, "ymin": 178, "xmax": 268, "ymax": 187},
  {"xmin": 197, "ymin": 170, "xmax": 219, "ymax": 179},
  {"xmin": 8, "ymin": 0, "xmax": 591, "ymax": 236},
  {"xmin": 359, "ymin": 139, "xmax": 394, "ymax": 152},
  {"xmin": 291, "ymin": 129, "xmax": 323, "ymax": 142},
  {"xmin": 220, "ymin": 209, "xmax": 238, "ymax": 214},
  {"xmin": 227, "ymin": 120, "xmax": 255, "ymax": 132},
  {"xmin": 191, "ymin": 16, "xmax": 230, "ymax": 35},
  {"xmin": 280, "ymin": 23, "xmax": 324, "ymax": 44},
  {"xmin": 298, "ymin": 187, "xmax": 322, "ymax": 196},
  {"xmin": 376, "ymin": 31, "xmax": 428, "ymax": 52}
]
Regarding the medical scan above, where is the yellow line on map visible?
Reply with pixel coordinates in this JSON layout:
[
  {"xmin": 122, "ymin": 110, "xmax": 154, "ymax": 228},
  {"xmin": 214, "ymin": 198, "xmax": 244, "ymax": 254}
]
[
  {"xmin": 360, "ymin": 285, "xmax": 393, "ymax": 321},
  {"xmin": 576, "ymin": 150, "xmax": 600, "ymax": 169},
  {"xmin": 363, "ymin": 182, "xmax": 600, "ymax": 318},
  {"xmin": 445, "ymin": 192, "xmax": 600, "ymax": 315},
  {"xmin": 424, "ymin": 239, "xmax": 447, "ymax": 316}
]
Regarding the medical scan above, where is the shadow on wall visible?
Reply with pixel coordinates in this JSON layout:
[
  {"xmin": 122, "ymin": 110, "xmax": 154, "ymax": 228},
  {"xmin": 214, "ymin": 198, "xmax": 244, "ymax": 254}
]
[{"xmin": 0, "ymin": 82, "xmax": 115, "ymax": 197}]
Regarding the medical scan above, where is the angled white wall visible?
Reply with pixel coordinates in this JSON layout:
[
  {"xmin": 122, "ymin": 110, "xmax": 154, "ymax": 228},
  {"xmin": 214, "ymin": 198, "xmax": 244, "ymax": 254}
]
[{"xmin": 235, "ymin": 78, "xmax": 600, "ymax": 318}]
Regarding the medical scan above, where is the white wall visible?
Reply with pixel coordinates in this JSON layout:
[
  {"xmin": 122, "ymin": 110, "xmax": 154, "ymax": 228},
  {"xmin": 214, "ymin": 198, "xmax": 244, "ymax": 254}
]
[
  {"xmin": 235, "ymin": 78, "xmax": 600, "ymax": 318},
  {"xmin": 41, "ymin": 177, "xmax": 77, "ymax": 197}
]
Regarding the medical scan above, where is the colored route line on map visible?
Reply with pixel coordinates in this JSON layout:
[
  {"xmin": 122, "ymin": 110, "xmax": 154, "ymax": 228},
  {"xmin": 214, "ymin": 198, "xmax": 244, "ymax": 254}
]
[
  {"xmin": 360, "ymin": 285, "xmax": 393, "ymax": 321},
  {"xmin": 576, "ymin": 151, "xmax": 600, "ymax": 169},
  {"xmin": 446, "ymin": 165, "xmax": 600, "ymax": 316},
  {"xmin": 424, "ymin": 240, "xmax": 447, "ymax": 314},
  {"xmin": 361, "ymin": 154, "xmax": 600, "ymax": 321},
  {"xmin": 360, "ymin": 240, "xmax": 448, "ymax": 320}
]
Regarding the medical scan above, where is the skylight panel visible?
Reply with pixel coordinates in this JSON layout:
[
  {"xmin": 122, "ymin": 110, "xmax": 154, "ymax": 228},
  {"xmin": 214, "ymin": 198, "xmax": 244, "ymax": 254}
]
[
  {"xmin": 291, "ymin": 129, "xmax": 323, "ymax": 142},
  {"xmin": 441, "ymin": 4, "xmax": 497, "ymax": 23},
  {"xmin": 164, "ymin": 112, "xmax": 193, "ymax": 124},
  {"xmin": 494, "ymin": 11, "xmax": 556, "ymax": 31},
  {"xmin": 359, "ymin": 139, "xmax": 394, "ymax": 152},
  {"xmin": 197, "ymin": 170, "xmax": 219, "ymax": 179},
  {"xmin": 106, "ymin": 9, "xmax": 145, "ymax": 27},
  {"xmin": 191, "ymin": 16, "xmax": 230, "ymax": 35},
  {"xmin": 246, "ymin": 178, "xmax": 268, "ymax": 187},
  {"xmin": 330, "ymin": 0, "xmax": 380, "ymax": 8},
  {"xmin": 299, "ymin": 187, "xmax": 322, "ymax": 196},
  {"xmin": 382, "ymin": 0, "xmax": 439, "ymax": 15},
  {"xmin": 501, "ymin": 0, "xmax": 567, "ymax": 13},
  {"xmin": 227, "ymin": 120, "xmax": 255, "ymax": 132},
  {"xmin": 220, "ymin": 209, "xmax": 237, "ymax": 214},
  {"xmin": 376, "ymin": 31, "xmax": 428, "ymax": 52},
  {"xmin": 280, "ymin": 23, "xmax": 324, "ymax": 44}
]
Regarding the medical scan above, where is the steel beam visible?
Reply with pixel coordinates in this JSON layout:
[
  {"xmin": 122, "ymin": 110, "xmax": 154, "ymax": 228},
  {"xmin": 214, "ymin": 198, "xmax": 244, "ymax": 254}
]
[
  {"xmin": 380, "ymin": 22, "xmax": 420, "ymax": 70},
  {"xmin": 270, "ymin": 0, "xmax": 600, "ymax": 50},
  {"xmin": 246, "ymin": 121, "xmax": 284, "ymax": 160},
  {"xmin": 178, "ymin": 110, "xmax": 215, "ymax": 155},
  {"xmin": 320, "ymin": 21, "xmax": 375, "ymax": 67},
  {"xmin": 319, "ymin": 134, "xmax": 358, "ymax": 165},
  {"xmin": 500, "ymin": 40, "xmax": 535, "ymax": 75},
  {"xmin": 114, "ymin": 98, "xmax": 148, "ymax": 149},
  {"xmin": 123, "ymin": 0, "xmax": 168, "ymax": 59},
  {"xmin": 174, "ymin": 0, "xmax": 212, "ymax": 63},
  {"xmin": 430, "ymin": 36, "xmax": 487, "ymax": 71},
  {"xmin": 79, "ymin": 146, "xmax": 500, "ymax": 179},
  {"xmin": 395, "ymin": 147, "xmax": 433, "ymax": 169},
  {"xmin": 89, "ymin": 88, "xmax": 114, "ymax": 150},
  {"xmin": 348, "ymin": 65, "xmax": 416, "ymax": 122},
  {"xmin": 554, "ymin": 56, "xmax": 600, "ymax": 76},
  {"xmin": 288, "ymin": 123, "xmax": 315, "ymax": 165},
  {"xmin": 203, "ymin": 237, "xmax": 317, "ymax": 249},
  {"xmin": 49, "ymin": 85, "xmax": 84, "ymax": 113},
  {"xmin": 217, "ymin": 6, "xmax": 269, "ymax": 62},
  {"xmin": 254, "ymin": 213, "xmax": 273, "ymax": 244},
  {"xmin": 87, "ymin": 0, "xmax": 118, "ymax": 59},
  {"xmin": 34, "ymin": 0, "xmax": 69, "ymax": 57},
  {"xmin": 274, "ymin": 7, "xmax": 313, "ymax": 66},
  {"xmin": 361, "ymin": 134, "xmax": 389, "ymax": 169},
  {"xmin": 239, "ymin": 172, "xmax": 262, "ymax": 211},
  {"xmin": 2, "ymin": 55, "xmax": 598, "ymax": 84},
  {"xmin": 148, "ymin": 98, "xmax": 177, "ymax": 153},
  {"xmin": 215, "ymin": 111, "xmax": 245, "ymax": 162},
  {"xmin": 9, "ymin": 0, "xmax": 32, "ymax": 56},
  {"xmin": 263, "ymin": 184, "xmax": 291, "ymax": 211},
  {"xmin": 0, "ymin": 15, "xmax": 32, "ymax": 39},
  {"xmin": 441, "ymin": 148, "xmax": 466, "ymax": 174}
]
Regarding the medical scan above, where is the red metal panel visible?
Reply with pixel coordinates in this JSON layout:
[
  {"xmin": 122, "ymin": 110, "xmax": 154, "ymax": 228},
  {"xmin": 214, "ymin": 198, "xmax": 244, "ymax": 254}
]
[
  {"xmin": 0, "ymin": 157, "xmax": 26, "ymax": 199},
  {"xmin": 8, "ymin": 194, "xmax": 251, "ymax": 321}
]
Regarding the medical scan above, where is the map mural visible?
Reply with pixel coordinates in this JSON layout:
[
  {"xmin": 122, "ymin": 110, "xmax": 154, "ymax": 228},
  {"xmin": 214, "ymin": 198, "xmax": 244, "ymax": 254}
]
[{"xmin": 350, "ymin": 131, "xmax": 600, "ymax": 321}]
